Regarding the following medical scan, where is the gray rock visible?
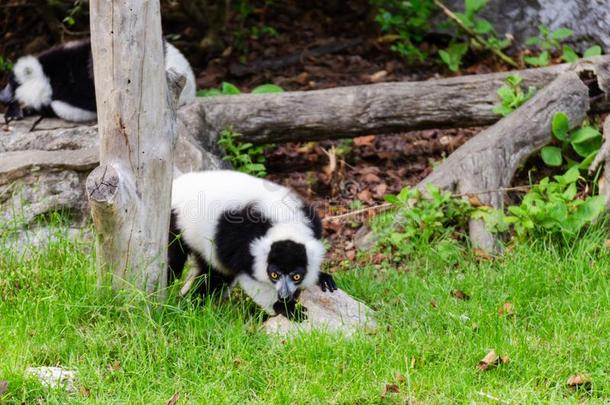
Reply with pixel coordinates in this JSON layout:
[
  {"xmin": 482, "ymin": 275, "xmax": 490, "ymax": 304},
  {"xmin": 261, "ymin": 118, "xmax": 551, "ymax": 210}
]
[
  {"xmin": 0, "ymin": 115, "xmax": 224, "ymax": 230},
  {"xmin": 264, "ymin": 287, "xmax": 377, "ymax": 337},
  {"xmin": 444, "ymin": 0, "xmax": 610, "ymax": 52}
]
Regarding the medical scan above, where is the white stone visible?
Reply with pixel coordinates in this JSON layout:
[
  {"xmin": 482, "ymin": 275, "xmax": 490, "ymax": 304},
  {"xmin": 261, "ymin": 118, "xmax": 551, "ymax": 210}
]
[
  {"xmin": 25, "ymin": 367, "xmax": 77, "ymax": 393},
  {"xmin": 264, "ymin": 287, "xmax": 376, "ymax": 337}
]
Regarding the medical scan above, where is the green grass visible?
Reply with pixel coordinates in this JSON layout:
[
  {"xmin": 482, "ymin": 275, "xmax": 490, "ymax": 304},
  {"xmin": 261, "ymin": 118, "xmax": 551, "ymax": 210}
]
[{"xmin": 1, "ymin": 223, "xmax": 610, "ymax": 403}]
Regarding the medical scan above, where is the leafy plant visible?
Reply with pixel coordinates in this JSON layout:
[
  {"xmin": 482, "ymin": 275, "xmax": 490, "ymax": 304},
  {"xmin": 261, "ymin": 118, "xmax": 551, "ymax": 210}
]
[
  {"xmin": 439, "ymin": 42, "xmax": 469, "ymax": 72},
  {"xmin": 524, "ymin": 25, "xmax": 603, "ymax": 66},
  {"xmin": 62, "ymin": 0, "xmax": 84, "ymax": 27},
  {"xmin": 197, "ymin": 82, "xmax": 283, "ymax": 97},
  {"xmin": 540, "ymin": 112, "xmax": 602, "ymax": 168},
  {"xmin": 503, "ymin": 167, "xmax": 605, "ymax": 238},
  {"xmin": 371, "ymin": 0, "xmax": 436, "ymax": 63},
  {"xmin": 438, "ymin": 0, "xmax": 512, "ymax": 71},
  {"xmin": 218, "ymin": 129, "xmax": 268, "ymax": 177},
  {"xmin": 492, "ymin": 74, "xmax": 536, "ymax": 116},
  {"xmin": 376, "ymin": 185, "xmax": 474, "ymax": 259}
]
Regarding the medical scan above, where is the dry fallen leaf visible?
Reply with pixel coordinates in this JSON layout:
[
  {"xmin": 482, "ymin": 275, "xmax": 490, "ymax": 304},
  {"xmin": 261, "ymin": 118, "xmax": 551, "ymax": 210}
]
[
  {"xmin": 167, "ymin": 392, "xmax": 180, "ymax": 405},
  {"xmin": 430, "ymin": 299, "xmax": 438, "ymax": 309},
  {"xmin": 0, "ymin": 381, "xmax": 7, "ymax": 396},
  {"xmin": 467, "ymin": 193, "xmax": 483, "ymax": 207},
  {"xmin": 394, "ymin": 371, "xmax": 406, "ymax": 383},
  {"xmin": 473, "ymin": 248, "xmax": 494, "ymax": 261},
  {"xmin": 567, "ymin": 374, "xmax": 591, "ymax": 388},
  {"xmin": 369, "ymin": 70, "xmax": 388, "ymax": 83},
  {"xmin": 477, "ymin": 350, "xmax": 499, "ymax": 371},
  {"xmin": 353, "ymin": 135, "xmax": 376, "ymax": 146},
  {"xmin": 107, "ymin": 360, "xmax": 121, "ymax": 372},
  {"xmin": 79, "ymin": 387, "xmax": 91, "ymax": 398},
  {"xmin": 477, "ymin": 350, "xmax": 509, "ymax": 371},
  {"xmin": 498, "ymin": 302, "xmax": 515, "ymax": 316},
  {"xmin": 382, "ymin": 383, "xmax": 400, "ymax": 396},
  {"xmin": 604, "ymin": 239, "xmax": 610, "ymax": 248},
  {"xmin": 451, "ymin": 289, "xmax": 470, "ymax": 301}
]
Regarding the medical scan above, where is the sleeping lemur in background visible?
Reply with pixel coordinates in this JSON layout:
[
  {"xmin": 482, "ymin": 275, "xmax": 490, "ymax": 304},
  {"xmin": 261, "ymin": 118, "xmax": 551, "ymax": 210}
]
[
  {"xmin": 0, "ymin": 39, "xmax": 196, "ymax": 125},
  {"xmin": 169, "ymin": 170, "xmax": 337, "ymax": 320}
]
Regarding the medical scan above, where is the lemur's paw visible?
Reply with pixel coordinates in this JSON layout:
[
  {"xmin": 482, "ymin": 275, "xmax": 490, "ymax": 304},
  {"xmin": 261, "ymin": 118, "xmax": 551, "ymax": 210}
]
[{"xmin": 317, "ymin": 272, "xmax": 337, "ymax": 293}]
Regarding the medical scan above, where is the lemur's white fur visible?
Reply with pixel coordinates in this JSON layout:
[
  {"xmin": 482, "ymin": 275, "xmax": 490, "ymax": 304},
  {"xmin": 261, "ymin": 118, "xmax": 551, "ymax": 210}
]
[
  {"xmin": 172, "ymin": 170, "xmax": 325, "ymax": 294},
  {"xmin": 13, "ymin": 56, "xmax": 52, "ymax": 110},
  {"xmin": 11, "ymin": 41, "xmax": 195, "ymax": 120},
  {"xmin": 50, "ymin": 100, "xmax": 96, "ymax": 122},
  {"xmin": 165, "ymin": 43, "xmax": 196, "ymax": 106}
]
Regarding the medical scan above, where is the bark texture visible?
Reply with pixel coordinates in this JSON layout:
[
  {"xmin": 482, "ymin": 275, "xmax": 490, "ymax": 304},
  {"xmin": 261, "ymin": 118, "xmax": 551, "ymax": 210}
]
[
  {"xmin": 87, "ymin": 0, "xmax": 178, "ymax": 298},
  {"xmin": 191, "ymin": 62, "xmax": 573, "ymax": 145}
]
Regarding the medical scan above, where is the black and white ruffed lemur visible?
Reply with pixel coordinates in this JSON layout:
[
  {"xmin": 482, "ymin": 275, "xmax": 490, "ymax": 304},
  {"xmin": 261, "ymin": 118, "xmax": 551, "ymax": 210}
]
[
  {"xmin": 168, "ymin": 170, "xmax": 337, "ymax": 320},
  {"xmin": 0, "ymin": 39, "xmax": 196, "ymax": 124}
]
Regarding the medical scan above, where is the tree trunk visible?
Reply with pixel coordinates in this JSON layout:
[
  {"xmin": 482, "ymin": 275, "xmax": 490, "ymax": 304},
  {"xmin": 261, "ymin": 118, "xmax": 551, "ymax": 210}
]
[{"xmin": 86, "ymin": 0, "xmax": 181, "ymax": 300}]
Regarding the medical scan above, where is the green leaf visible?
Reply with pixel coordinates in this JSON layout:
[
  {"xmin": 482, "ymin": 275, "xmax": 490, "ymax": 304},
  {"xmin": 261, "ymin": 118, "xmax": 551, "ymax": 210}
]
[
  {"xmin": 384, "ymin": 195, "xmax": 400, "ymax": 205},
  {"xmin": 574, "ymin": 196, "xmax": 606, "ymax": 223},
  {"xmin": 561, "ymin": 45, "xmax": 579, "ymax": 62},
  {"xmin": 583, "ymin": 45, "xmax": 602, "ymax": 58},
  {"xmin": 221, "ymin": 82, "xmax": 241, "ymax": 95},
  {"xmin": 551, "ymin": 112, "xmax": 570, "ymax": 141},
  {"xmin": 570, "ymin": 127, "xmax": 601, "ymax": 144},
  {"xmin": 251, "ymin": 84, "xmax": 284, "ymax": 94},
  {"xmin": 492, "ymin": 105, "xmax": 513, "ymax": 117},
  {"xmin": 505, "ymin": 74, "xmax": 523, "ymax": 87},
  {"xmin": 496, "ymin": 85, "xmax": 515, "ymax": 102},
  {"xmin": 541, "ymin": 146, "xmax": 563, "ymax": 166},
  {"xmin": 550, "ymin": 27, "xmax": 573, "ymax": 41},
  {"xmin": 473, "ymin": 19, "xmax": 494, "ymax": 34},
  {"xmin": 465, "ymin": 0, "xmax": 488, "ymax": 13},
  {"xmin": 556, "ymin": 166, "xmax": 580, "ymax": 184},
  {"xmin": 577, "ymin": 151, "xmax": 598, "ymax": 170},
  {"xmin": 525, "ymin": 36, "xmax": 541, "ymax": 46},
  {"xmin": 524, "ymin": 51, "xmax": 550, "ymax": 66},
  {"xmin": 572, "ymin": 137, "xmax": 602, "ymax": 158}
]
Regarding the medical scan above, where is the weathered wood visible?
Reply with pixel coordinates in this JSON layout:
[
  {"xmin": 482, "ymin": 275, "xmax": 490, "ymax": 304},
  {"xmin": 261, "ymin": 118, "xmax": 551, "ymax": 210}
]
[
  {"xmin": 87, "ymin": 0, "xmax": 180, "ymax": 299},
  {"xmin": 190, "ymin": 61, "xmax": 578, "ymax": 146}
]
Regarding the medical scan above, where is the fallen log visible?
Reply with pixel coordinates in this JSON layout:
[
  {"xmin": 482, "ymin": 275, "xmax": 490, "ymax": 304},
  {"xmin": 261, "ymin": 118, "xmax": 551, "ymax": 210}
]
[{"xmin": 189, "ymin": 61, "xmax": 579, "ymax": 146}]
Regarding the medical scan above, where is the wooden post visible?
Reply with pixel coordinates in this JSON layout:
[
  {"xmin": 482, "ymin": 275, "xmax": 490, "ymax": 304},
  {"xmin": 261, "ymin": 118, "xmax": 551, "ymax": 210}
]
[{"xmin": 86, "ymin": 0, "xmax": 181, "ymax": 300}]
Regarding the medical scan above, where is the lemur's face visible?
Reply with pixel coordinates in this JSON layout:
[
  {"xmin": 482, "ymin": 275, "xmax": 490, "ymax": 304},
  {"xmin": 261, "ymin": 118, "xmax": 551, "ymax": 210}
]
[{"xmin": 266, "ymin": 240, "xmax": 309, "ymax": 301}]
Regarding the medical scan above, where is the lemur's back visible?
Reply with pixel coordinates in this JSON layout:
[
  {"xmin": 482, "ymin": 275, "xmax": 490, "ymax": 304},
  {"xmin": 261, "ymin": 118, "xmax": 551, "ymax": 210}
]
[{"xmin": 171, "ymin": 170, "xmax": 312, "ymax": 274}]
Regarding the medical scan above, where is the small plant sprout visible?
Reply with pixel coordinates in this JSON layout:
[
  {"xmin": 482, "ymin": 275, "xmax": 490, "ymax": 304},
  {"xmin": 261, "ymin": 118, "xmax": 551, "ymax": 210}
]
[
  {"xmin": 218, "ymin": 129, "xmax": 269, "ymax": 177},
  {"xmin": 492, "ymin": 74, "xmax": 536, "ymax": 117},
  {"xmin": 524, "ymin": 25, "xmax": 603, "ymax": 66}
]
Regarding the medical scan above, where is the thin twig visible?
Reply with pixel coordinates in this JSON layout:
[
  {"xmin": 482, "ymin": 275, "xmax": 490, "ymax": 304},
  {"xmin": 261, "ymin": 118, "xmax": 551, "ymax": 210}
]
[
  {"xmin": 321, "ymin": 185, "xmax": 532, "ymax": 222},
  {"xmin": 323, "ymin": 203, "xmax": 392, "ymax": 222},
  {"xmin": 433, "ymin": 0, "xmax": 519, "ymax": 68}
]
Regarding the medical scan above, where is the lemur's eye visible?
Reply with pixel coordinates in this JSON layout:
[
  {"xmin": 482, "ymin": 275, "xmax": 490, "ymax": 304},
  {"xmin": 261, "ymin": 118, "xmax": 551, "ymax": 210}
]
[
  {"xmin": 270, "ymin": 272, "xmax": 279, "ymax": 280},
  {"xmin": 292, "ymin": 274, "xmax": 302, "ymax": 282}
]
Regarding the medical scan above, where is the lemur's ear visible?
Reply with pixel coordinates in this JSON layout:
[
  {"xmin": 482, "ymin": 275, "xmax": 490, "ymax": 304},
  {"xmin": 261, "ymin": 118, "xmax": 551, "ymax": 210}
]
[{"xmin": 250, "ymin": 236, "xmax": 272, "ymax": 260}]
